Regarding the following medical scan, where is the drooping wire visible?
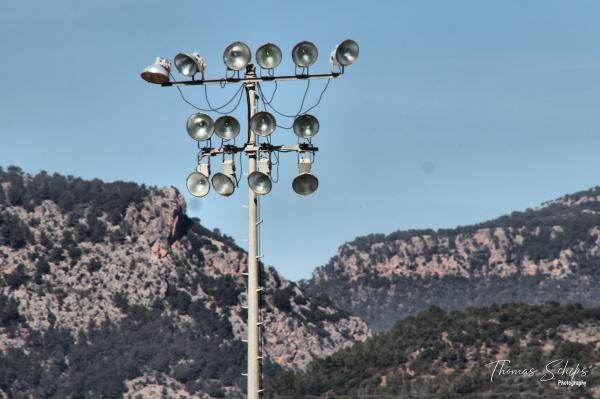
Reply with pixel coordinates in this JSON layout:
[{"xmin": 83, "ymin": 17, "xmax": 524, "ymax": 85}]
[
  {"xmin": 256, "ymin": 83, "xmax": 293, "ymax": 129},
  {"xmin": 301, "ymin": 78, "xmax": 331, "ymax": 114},
  {"xmin": 170, "ymin": 72, "xmax": 244, "ymax": 114},
  {"xmin": 271, "ymin": 150, "xmax": 281, "ymax": 183},
  {"xmin": 204, "ymin": 84, "xmax": 245, "ymax": 114},
  {"xmin": 171, "ymin": 73, "xmax": 212, "ymax": 112},
  {"xmin": 256, "ymin": 78, "xmax": 332, "ymax": 131},
  {"xmin": 256, "ymin": 80, "xmax": 310, "ymax": 118},
  {"xmin": 261, "ymin": 80, "xmax": 278, "ymax": 106}
]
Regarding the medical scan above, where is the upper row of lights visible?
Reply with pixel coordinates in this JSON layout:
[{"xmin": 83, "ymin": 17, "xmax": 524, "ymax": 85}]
[{"xmin": 141, "ymin": 39, "xmax": 359, "ymax": 84}]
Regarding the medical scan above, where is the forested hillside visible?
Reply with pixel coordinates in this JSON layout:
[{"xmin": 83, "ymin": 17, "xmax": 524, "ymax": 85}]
[{"xmin": 266, "ymin": 302, "xmax": 600, "ymax": 398}]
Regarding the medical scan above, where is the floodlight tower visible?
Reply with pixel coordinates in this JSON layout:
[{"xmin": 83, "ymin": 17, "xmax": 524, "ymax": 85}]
[{"xmin": 141, "ymin": 39, "xmax": 359, "ymax": 399}]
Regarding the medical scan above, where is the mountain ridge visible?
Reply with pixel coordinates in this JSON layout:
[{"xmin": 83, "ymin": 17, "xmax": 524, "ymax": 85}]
[
  {"xmin": 304, "ymin": 185, "xmax": 600, "ymax": 331},
  {"xmin": 0, "ymin": 165, "xmax": 370, "ymax": 398}
]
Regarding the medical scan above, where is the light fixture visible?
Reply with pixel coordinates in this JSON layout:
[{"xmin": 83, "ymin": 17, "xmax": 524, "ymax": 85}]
[
  {"xmin": 211, "ymin": 160, "xmax": 236, "ymax": 196},
  {"xmin": 250, "ymin": 111, "xmax": 276, "ymax": 137},
  {"xmin": 214, "ymin": 116, "xmax": 240, "ymax": 141},
  {"xmin": 248, "ymin": 159, "xmax": 272, "ymax": 195},
  {"xmin": 292, "ymin": 158, "xmax": 318, "ymax": 196},
  {"xmin": 186, "ymin": 113, "xmax": 214, "ymax": 141},
  {"xmin": 331, "ymin": 39, "xmax": 360, "ymax": 68},
  {"xmin": 174, "ymin": 52, "xmax": 206, "ymax": 79},
  {"xmin": 186, "ymin": 163, "xmax": 211, "ymax": 198},
  {"xmin": 141, "ymin": 57, "xmax": 171, "ymax": 84},
  {"xmin": 223, "ymin": 41, "xmax": 251, "ymax": 71},
  {"xmin": 256, "ymin": 43, "xmax": 282, "ymax": 70},
  {"xmin": 292, "ymin": 41, "xmax": 318, "ymax": 68},
  {"xmin": 293, "ymin": 114, "xmax": 319, "ymax": 139}
]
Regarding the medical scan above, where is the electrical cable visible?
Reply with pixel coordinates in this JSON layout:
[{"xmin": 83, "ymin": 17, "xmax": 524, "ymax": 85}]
[
  {"xmin": 204, "ymin": 84, "xmax": 245, "ymax": 114},
  {"xmin": 271, "ymin": 150, "xmax": 280, "ymax": 183},
  {"xmin": 301, "ymin": 78, "xmax": 331, "ymax": 114},
  {"xmin": 256, "ymin": 78, "xmax": 331, "ymax": 131},
  {"xmin": 170, "ymin": 72, "xmax": 245, "ymax": 114}
]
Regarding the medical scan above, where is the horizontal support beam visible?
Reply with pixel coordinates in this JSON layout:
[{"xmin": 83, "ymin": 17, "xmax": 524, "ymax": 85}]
[
  {"xmin": 161, "ymin": 72, "xmax": 342, "ymax": 87},
  {"xmin": 199, "ymin": 143, "xmax": 318, "ymax": 156}
]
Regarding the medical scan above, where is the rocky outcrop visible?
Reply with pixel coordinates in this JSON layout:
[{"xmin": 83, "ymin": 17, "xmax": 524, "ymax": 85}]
[{"xmin": 0, "ymin": 167, "xmax": 370, "ymax": 398}]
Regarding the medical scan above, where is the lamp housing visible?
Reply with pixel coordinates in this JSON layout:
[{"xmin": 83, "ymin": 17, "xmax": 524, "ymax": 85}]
[
  {"xmin": 248, "ymin": 159, "xmax": 272, "ymax": 195},
  {"xmin": 330, "ymin": 39, "xmax": 360, "ymax": 68},
  {"xmin": 141, "ymin": 57, "xmax": 171, "ymax": 84},
  {"xmin": 256, "ymin": 43, "xmax": 282, "ymax": 69},
  {"xmin": 212, "ymin": 160, "xmax": 236, "ymax": 196},
  {"xmin": 293, "ymin": 114, "xmax": 320, "ymax": 139},
  {"xmin": 186, "ymin": 113, "xmax": 214, "ymax": 141},
  {"xmin": 223, "ymin": 41, "xmax": 251, "ymax": 71},
  {"xmin": 250, "ymin": 112, "xmax": 276, "ymax": 137},
  {"xmin": 186, "ymin": 164, "xmax": 211, "ymax": 198},
  {"xmin": 174, "ymin": 52, "xmax": 206, "ymax": 78},
  {"xmin": 292, "ymin": 41, "xmax": 318, "ymax": 67},
  {"xmin": 293, "ymin": 158, "xmax": 318, "ymax": 196},
  {"xmin": 214, "ymin": 116, "xmax": 240, "ymax": 141}
]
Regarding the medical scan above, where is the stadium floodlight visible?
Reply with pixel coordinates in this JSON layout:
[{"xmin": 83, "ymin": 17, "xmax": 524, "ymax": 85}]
[
  {"xmin": 186, "ymin": 113, "xmax": 214, "ymax": 141},
  {"xmin": 214, "ymin": 116, "xmax": 240, "ymax": 141},
  {"xmin": 331, "ymin": 39, "xmax": 360, "ymax": 68},
  {"xmin": 141, "ymin": 40, "xmax": 360, "ymax": 399},
  {"xmin": 186, "ymin": 163, "xmax": 211, "ymax": 198},
  {"xmin": 256, "ymin": 43, "xmax": 282, "ymax": 70},
  {"xmin": 250, "ymin": 111, "xmax": 276, "ymax": 137},
  {"xmin": 293, "ymin": 114, "xmax": 319, "ymax": 139},
  {"xmin": 292, "ymin": 41, "xmax": 318, "ymax": 68},
  {"xmin": 141, "ymin": 57, "xmax": 171, "ymax": 84},
  {"xmin": 292, "ymin": 158, "xmax": 318, "ymax": 196},
  {"xmin": 248, "ymin": 159, "xmax": 272, "ymax": 195},
  {"xmin": 223, "ymin": 41, "xmax": 251, "ymax": 71},
  {"xmin": 174, "ymin": 52, "xmax": 206, "ymax": 79},
  {"xmin": 211, "ymin": 160, "xmax": 236, "ymax": 196}
]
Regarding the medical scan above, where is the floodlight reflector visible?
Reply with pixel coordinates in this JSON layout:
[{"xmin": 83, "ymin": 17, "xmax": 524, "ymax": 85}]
[
  {"xmin": 250, "ymin": 112, "xmax": 276, "ymax": 137},
  {"xmin": 333, "ymin": 39, "xmax": 359, "ymax": 67},
  {"xmin": 256, "ymin": 43, "xmax": 282, "ymax": 69},
  {"xmin": 223, "ymin": 41, "xmax": 251, "ymax": 71},
  {"xmin": 292, "ymin": 41, "xmax": 318, "ymax": 67},
  {"xmin": 141, "ymin": 57, "xmax": 171, "ymax": 84},
  {"xmin": 214, "ymin": 116, "xmax": 240, "ymax": 141},
  {"xmin": 174, "ymin": 52, "xmax": 206, "ymax": 77},
  {"xmin": 293, "ymin": 114, "xmax": 319, "ymax": 139},
  {"xmin": 186, "ymin": 113, "xmax": 214, "ymax": 141},
  {"xmin": 293, "ymin": 158, "xmax": 318, "ymax": 196}
]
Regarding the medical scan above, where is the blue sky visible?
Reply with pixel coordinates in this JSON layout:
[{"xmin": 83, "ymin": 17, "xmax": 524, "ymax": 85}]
[{"xmin": 1, "ymin": 1, "xmax": 599, "ymax": 281}]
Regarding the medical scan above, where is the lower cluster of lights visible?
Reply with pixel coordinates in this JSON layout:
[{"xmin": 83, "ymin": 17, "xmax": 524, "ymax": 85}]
[{"xmin": 185, "ymin": 110, "xmax": 319, "ymax": 198}]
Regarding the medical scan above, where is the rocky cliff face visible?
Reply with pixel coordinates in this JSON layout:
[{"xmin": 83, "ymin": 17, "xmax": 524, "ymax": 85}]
[
  {"xmin": 0, "ymin": 166, "xmax": 370, "ymax": 398},
  {"xmin": 305, "ymin": 187, "xmax": 600, "ymax": 331}
]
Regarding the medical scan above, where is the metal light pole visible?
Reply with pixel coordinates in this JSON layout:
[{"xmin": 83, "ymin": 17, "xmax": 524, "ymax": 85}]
[
  {"xmin": 141, "ymin": 40, "xmax": 359, "ymax": 399},
  {"xmin": 244, "ymin": 66, "xmax": 261, "ymax": 399}
]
